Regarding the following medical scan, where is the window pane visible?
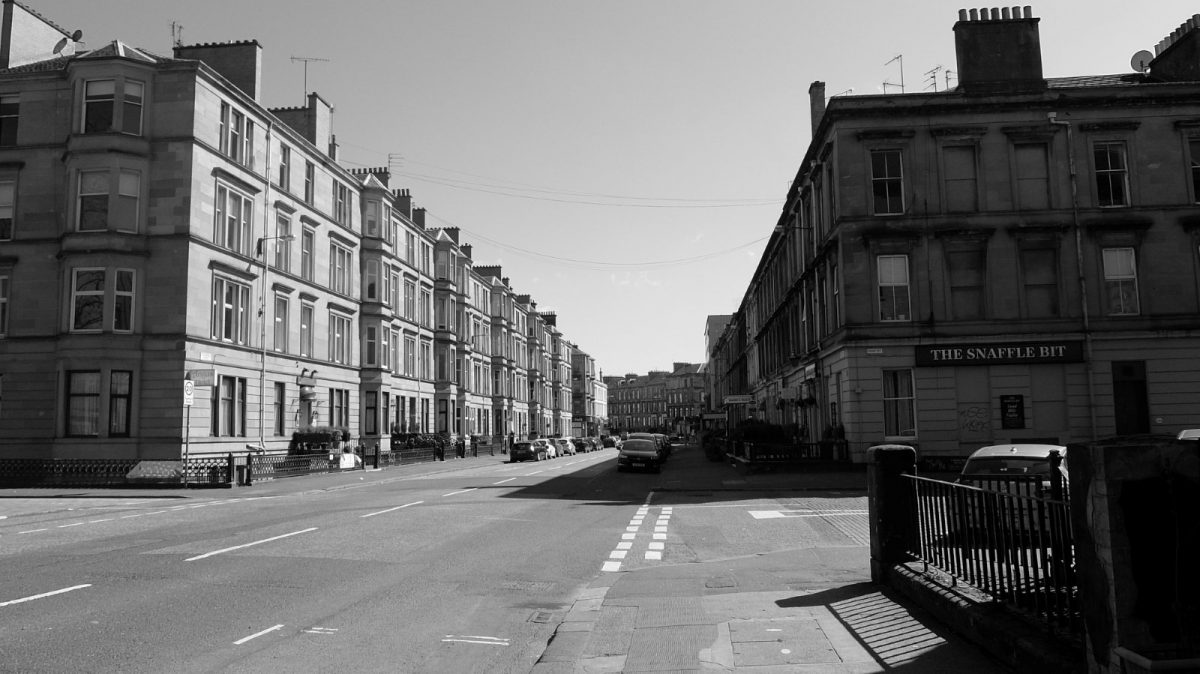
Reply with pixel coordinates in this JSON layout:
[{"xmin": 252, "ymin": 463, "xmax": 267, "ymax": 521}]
[
  {"xmin": 122, "ymin": 81, "xmax": 143, "ymax": 134},
  {"xmin": 67, "ymin": 371, "xmax": 101, "ymax": 436}
]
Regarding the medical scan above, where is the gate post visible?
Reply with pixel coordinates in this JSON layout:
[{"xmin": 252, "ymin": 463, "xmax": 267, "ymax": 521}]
[{"xmin": 867, "ymin": 444, "xmax": 917, "ymax": 583}]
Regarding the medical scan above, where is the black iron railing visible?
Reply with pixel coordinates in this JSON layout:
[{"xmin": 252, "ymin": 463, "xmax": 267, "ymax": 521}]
[{"xmin": 903, "ymin": 473, "xmax": 1080, "ymax": 637}]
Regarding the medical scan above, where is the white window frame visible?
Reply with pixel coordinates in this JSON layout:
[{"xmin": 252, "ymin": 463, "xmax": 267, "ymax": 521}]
[
  {"xmin": 214, "ymin": 182, "xmax": 253, "ymax": 255},
  {"xmin": 71, "ymin": 267, "xmax": 106, "ymax": 332},
  {"xmin": 870, "ymin": 148, "xmax": 905, "ymax": 215},
  {"xmin": 1102, "ymin": 247, "xmax": 1140, "ymax": 316},
  {"xmin": 300, "ymin": 301, "xmax": 314, "ymax": 358},
  {"xmin": 273, "ymin": 293, "xmax": 289, "ymax": 353},
  {"xmin": 329, "ymin": 243, "xmax": 352, "ymax": 295},
  {"xmin": 328, "ymin": 311, "xmax": 351, "ymax": 364},
  {"xmin": 1094, "ymin": 141, "xmax": 1129, "ymax": 208},
  {"xmin": 877, "ymin": 254, "xmax": 911, "ymax": 322},
  {"xmin": 113, "ymin": 269, "xmax": 134, "ymax": 333},
  {"xmin": 211, "ymin": 275, "xmax": 251, "ymax": 345}
]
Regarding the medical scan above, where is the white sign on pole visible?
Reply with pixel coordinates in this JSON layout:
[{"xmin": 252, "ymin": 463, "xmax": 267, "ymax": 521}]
[{"xmin": 183, "ymin": 379, "xmax": 195, "ymax": 407}]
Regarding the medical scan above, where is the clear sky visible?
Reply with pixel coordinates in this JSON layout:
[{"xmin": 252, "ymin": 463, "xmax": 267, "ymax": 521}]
[{"xmin": 50, "ymin": 0, "xmax": 1200, "ymax": 376}]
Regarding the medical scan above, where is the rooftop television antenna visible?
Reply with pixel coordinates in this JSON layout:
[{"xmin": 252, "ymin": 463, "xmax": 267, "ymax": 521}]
[
  {"xmin": 291, "ymin": 55, "xmax": 330, "ymax": 102},
  {"xmin": 883, "ymin": 54, "xmax": 905, "ymax": 93}
]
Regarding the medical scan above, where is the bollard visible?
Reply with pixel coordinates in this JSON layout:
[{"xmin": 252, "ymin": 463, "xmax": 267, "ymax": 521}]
[
  {"xmin": 244, "ymin": 451, "xmax": 254, "ymax": 486},
  {"xmin": 373, "ymin": 443, "xmax": 380, "ymax": 469}
]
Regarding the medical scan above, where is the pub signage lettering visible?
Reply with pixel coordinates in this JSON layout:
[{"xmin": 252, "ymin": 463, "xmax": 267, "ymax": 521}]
[{"xmin": 915, "ymin": 341, "xmax": 1084, "ymax": 367}]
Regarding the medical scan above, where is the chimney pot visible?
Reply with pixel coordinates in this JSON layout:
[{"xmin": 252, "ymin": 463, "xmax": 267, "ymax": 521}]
[
  {"xmin": 1001, "ymin": 7, "xmax": 1011, "ymax": 19},
  {"xmin": 1023, "ymin": 5, "xmax": 1032, "ymax": 19},
  {"xmin": 969, "ymin": 8, "xmax": 979, "ymax": 20},
  {"xmin": 959, "ymin": 8, "xmax": 968, "ymax": 21}
]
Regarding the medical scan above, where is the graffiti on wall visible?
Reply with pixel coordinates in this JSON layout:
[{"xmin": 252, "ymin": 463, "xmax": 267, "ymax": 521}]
[{"xmin": 958, "ymin": 404, "xmax": 991, "ymax": 439}]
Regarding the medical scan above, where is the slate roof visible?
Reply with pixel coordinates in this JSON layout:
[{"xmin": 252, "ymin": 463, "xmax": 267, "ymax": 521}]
[{"xmin": 0, "ymin": 41, "xmax": 177, "ymax": 76}]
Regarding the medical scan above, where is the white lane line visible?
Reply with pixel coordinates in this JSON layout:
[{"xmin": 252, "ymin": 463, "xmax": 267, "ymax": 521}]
[
  {"xmin": 1, "ymin": 584, "xmax": 91, "ymax": 608},
  {"xmin": 185, "ymin": 527, "xmax": 318, "ymax": 562},
  {"xmin": 653, "ymin": 533, "xmax": 667, "ymax": 540},
  {"xmin": 442, "ymin": 488, "xmax": 478, "ymax": 497},
  {"xmin": 57, "ymin": 522, "xmax": 84, "ymax": 528},
  {"xmin": 304, "ymin": 627, "xmax": 338, "ymax": 635},
  {"xmin": 88, "ymin": 519, "xmax": 113, "ymax": 524},
  {"xmin": 493, "ymin": 478, "xmax": 516, "ymax": 485},
  {"xmin": 234, "ymin": 624, "xmax": 284, "ymax": 645},
  {"xmin": 18, "ymin": 529, "xmax": 48, "ymax": 534},
  {"xmin": 648, "ymin": 542, "xmax": 665, "ymax": 550},
  {"xmin": 361, "ymin": 501, "xmax": 423, "ymax": 519},
  {"xmin": 442, "ymin": 634, "xmax": 509, "ymax": 646}
]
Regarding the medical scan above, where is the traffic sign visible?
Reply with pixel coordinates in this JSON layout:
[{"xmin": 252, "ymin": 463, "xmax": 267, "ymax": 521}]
[
  {"xmin": 723, "ymin": 395, "xmax": 752, "ymax": 405},
  {"xmin": 183, "ymin": 379, "xmax": 195, "ymax": 407}
]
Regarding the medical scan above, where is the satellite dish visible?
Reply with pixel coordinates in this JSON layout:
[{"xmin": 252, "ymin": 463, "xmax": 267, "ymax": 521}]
[
  {"xmin": 71, "ymin": 29, "xmax": 83, "ymax": 42},
  {"xmin": 1131, "ymin": 50, "xmax": 1154, "ymax": 73},
  {"xmin": 53, "ymin": 37, "xmax": 68, "ymax": 55}
]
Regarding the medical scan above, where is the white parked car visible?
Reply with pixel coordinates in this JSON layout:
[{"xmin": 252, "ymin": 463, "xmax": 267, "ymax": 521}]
[{"xmin": 533, "ymin": 438, "xmax": 557, "ymax": 459}]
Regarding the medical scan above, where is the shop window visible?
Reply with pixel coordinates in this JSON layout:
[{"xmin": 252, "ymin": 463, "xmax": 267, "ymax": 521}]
[{"xmin": 882, "ymin": 369, "xmax": 916, "ymax": 438}]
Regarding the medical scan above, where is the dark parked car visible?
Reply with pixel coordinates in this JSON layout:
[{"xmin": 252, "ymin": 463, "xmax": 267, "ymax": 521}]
[
  {"xmin": 510, "ymin": 440, "xmax": 548, "ymax": 463},
  {"xmin": 616, "ymin": 438, "xmax": 662, "ymax": 473}
]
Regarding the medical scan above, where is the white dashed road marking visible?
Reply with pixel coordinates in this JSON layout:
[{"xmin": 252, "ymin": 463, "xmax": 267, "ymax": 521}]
[
  {"xmin": 185, "ymin": 527, "xmax": 317, "ymax": 562},
  {"xmin": 234, "ymin": 624, "xmax": 284, "ymax": 645},
  {"xmin": 0, "ymin": 584, "xmax": 91, "ymax": 608}
]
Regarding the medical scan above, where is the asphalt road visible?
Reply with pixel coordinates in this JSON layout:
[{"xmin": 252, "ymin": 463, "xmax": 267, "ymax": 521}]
[
  {"xmin": 1, "ymin": 450, "xmax": 639, "ymax": 673},
  {"xmin": 1, "ymin": 446, "xmax": 1003, "ymax": 673}
]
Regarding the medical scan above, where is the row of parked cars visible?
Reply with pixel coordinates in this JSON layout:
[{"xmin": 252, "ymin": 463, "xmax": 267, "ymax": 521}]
[
  {"xmin": 509, "ymin": 436, "xmax": 613, "ymax": 463},
  {"xmin": 616, "ymin": 432, "xmax": 676, "ymax": 473}
]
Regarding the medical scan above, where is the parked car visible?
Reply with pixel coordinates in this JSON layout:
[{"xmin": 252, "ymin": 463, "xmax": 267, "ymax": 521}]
[
  {"xmin": 533, "ymin": 438, "xmax": 557, "ymax": 459},
  {"xmin": 652, "ymin": 433, "xmax": 672, "ymax": 458},
  {"xmin": 957, "ymin": 443, "xmax": 1069, "ymax": 497},
  {"xmin": 555, "ymin": 437, "xmax": 576, "ymax": 456},
  {"xmin": 601, "ymin": 435, "xmax": 616, "ymax": 448},
  {"xmin": 956, "ymin": 443, "xmax": 1069, "ymax": 539},
  {"xmin": 627, "ymin": 432, "xmax": 667, "ymax": 460},
  {"xmin": 510, "ymin": 441, "xmax": 547, "ymax": 463},
  {"xmin": 616, "ymin": 438, "xmax": 662, "ymax": 473},
  {"xmin": 571, "ymin": 437, "xmax": 590, "ymax": 453}
]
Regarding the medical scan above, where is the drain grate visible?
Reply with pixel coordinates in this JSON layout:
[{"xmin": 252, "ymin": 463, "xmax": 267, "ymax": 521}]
[{"xmin": 529, "ymin": 610, "xmax": 554, "ymax": 623}]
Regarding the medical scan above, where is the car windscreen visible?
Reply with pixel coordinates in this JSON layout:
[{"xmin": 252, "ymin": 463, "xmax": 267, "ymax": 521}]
[
  {"xmin": 621, "ymin": 440, "xmax": 657, "ymax": 451},
  {"xmin": 960, "ymin": 457, "xmax": 1051, "ymax": 477}
]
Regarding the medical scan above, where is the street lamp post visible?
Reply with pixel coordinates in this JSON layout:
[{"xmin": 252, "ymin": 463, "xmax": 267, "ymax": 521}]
[{"xmin": 255, "ymin": 234, "xmax": 295, "ymax": 451}]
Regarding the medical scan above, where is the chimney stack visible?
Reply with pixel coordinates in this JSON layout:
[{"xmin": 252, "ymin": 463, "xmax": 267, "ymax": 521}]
[
  {"xmin": 808, "ymin": 81, "xmax": 826, "ymax": 138},
  {"xmin": 1147, "ymin": 14, "xmax": 1200, "ymax": 82},
  {"xmin": 953, "ymin": 6, "xmax": 1046, "ymax": 94},
  {"xmin": 174, "ymin": 41, "xmax": 263, "ymax": 102}
]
